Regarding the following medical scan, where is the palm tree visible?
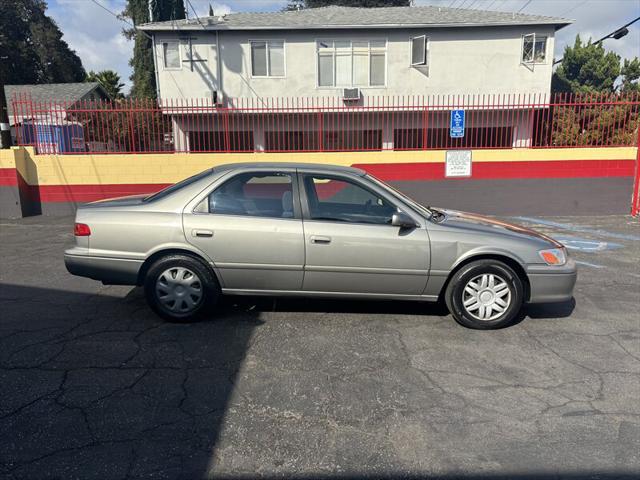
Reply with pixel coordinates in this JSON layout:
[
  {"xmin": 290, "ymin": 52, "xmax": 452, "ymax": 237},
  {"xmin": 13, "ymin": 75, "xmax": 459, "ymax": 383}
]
[{"xmin": 85, "ymin": 70, "xmax": 125, "ymax": 99}]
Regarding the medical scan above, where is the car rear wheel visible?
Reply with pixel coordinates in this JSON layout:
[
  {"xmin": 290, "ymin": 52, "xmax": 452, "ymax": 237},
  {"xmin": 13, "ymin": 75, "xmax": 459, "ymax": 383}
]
[
  {"xmin": 445, "ymin": 259, "xmax": 524, "ymax": 330},
  {"xmin": 144, "ymin": 254, "xmax": 219, "ymax": 322}
]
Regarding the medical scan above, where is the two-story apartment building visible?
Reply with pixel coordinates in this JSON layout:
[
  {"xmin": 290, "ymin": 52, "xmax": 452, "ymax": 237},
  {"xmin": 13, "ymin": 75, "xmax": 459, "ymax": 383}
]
[{"xmin": 140, "ymin": 5, "xmax": 571, "ymax": 152}]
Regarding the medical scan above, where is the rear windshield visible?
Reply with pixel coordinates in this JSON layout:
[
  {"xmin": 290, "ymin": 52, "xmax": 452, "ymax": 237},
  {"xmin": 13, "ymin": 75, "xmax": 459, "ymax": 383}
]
[{"xmin": 143, "ymin": 169, "xmax": 213, "ymax": 202}]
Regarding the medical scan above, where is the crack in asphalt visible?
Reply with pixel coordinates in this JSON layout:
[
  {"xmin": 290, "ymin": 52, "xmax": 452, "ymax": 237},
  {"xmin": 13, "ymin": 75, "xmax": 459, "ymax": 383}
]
[{"xmin": 1, "ymin": 215, "xmax": 639, "ymax": 478}]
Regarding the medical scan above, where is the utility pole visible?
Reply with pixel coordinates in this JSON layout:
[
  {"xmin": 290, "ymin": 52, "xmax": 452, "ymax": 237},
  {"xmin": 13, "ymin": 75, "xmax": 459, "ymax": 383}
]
[
  {"xmin": 0, "ymin": 32, "xmax": 10, "ymax": 148},
  {"xmin": 0, "ymin": 80, "xmax": 11, "ymax": 149}
]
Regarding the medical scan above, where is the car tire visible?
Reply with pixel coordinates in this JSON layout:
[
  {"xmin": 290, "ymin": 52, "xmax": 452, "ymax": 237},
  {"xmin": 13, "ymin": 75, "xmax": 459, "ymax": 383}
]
[
  {"xmin": 445, "ymin": 259, "xmax": 524, "ymax": 330},
  {"xmin": 144, "ymin": 254, "xmax": 220, "ymax": 322}
]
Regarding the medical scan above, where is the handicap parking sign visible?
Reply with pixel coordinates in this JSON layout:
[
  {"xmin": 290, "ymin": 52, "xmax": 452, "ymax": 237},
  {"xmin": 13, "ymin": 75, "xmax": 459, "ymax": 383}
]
[{"xmin": 450, "ymin": 109, "xmax": 465, "ymax": 138}]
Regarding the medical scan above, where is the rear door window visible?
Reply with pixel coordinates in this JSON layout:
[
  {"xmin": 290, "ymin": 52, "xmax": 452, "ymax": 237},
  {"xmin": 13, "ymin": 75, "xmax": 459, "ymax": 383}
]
[{"xmin": 208, "ymin": 172, "xmax": 295, "ymax": 218}]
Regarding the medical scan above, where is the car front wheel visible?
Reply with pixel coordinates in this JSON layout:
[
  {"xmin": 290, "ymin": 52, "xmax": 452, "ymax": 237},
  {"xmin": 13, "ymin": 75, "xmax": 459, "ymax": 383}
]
[
  {"xmin": 445, "ymin": 259, "xmax": 524, "ymax": 329},
  {"xmin": 144, "ymin": 254, "xmax": 219, "ymax": 322}
]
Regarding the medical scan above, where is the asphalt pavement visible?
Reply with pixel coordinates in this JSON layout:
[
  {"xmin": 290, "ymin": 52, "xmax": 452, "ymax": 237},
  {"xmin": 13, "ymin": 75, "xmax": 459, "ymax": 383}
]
[{"xmin": 0, "ymin": 214, "xmax": 639, "ymax": 479}]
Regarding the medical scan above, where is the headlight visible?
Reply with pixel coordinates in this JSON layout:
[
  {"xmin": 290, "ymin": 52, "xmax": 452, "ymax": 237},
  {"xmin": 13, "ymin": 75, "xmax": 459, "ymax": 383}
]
[{"xmin": 539, "ymin": 247, "xmax": 567, "ymax": 266}]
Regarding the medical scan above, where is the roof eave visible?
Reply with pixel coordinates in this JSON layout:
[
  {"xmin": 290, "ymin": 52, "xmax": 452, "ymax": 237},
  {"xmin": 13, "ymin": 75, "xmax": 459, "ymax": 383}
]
[{"xmin": 139, "ymin": 20, "xmax": 573, "ymax": 32}]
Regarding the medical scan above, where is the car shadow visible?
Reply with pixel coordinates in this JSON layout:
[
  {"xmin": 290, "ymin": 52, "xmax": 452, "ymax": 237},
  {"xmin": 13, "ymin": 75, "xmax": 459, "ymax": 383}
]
[
  {"xmin": 525, "ymin": 297, "xmax": 576, "ymax": 319},
  {"xmin": 1, "ymin": 283, "xmax": 579, "ymax": 478},
  {"xmin": 0, "ymin": 282, "xmax": 261, "ymax": 478},
  {"xmin": 219, "ymin": 293, "xmax": 577, "ymax": 325},
  {"xmin": 218, "ymin": 294, "xmax": 451, "ymax": 317}
]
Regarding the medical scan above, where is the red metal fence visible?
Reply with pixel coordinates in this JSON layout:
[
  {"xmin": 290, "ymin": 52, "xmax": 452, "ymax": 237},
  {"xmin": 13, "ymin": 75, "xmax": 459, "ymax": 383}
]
[
  {"xmin": 10, "ymin": 92, "xmax": 640, "ymax": 155},
  {"xmin": 633, "ymin": 128, "xmax": 640, "ymax": 217}
]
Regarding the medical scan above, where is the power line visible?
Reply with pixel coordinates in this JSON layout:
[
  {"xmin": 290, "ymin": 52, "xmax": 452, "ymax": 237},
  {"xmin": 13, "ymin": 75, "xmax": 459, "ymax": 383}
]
[
  {"xmin": 554, "ymin": 16, "xmax": 640, "ymax": 65},
  {"xmin": 185, "ymin": 0, "xmax": 206, "ymax": 30},
  {"xmin": 89, "ymin": 0, "xmax": 152, "ymax": 39},
  {"xmin": 89, "ymin": 0, "xmax": 131, "ymax": 28},
  {"xmin": 89, "ymin": 0, "xmax": 189, "ymax": 98},
  {"xmin": 517, "ymin": 0, "xmax": 532, "ymax": 13},
  {"xmin": 592, "ymin": 16, "xmax": 640, "ymax": 44},
  {"xmin": 559, "ymin": 0, "xmax": 589, "ymax": 17}
]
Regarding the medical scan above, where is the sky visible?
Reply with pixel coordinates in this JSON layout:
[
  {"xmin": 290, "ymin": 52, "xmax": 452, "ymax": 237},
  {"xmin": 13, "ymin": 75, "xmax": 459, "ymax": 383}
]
[{"xmin": 47, "ymin": 0, "xmax": 640, "ymax": 94}]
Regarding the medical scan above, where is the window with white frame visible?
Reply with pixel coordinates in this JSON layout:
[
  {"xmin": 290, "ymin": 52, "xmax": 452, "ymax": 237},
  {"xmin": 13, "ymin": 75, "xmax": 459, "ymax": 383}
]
[
  {"xmin": 162, "ymin": 42, "xmax": 180, "ymax": 69},
  {"xmin": 317, "ymin": 40, "xmax": 386, "ymax": 87},
  {"xmin": 411, "ymin": 35, "xmax": 428, "ymax": 66},
  {"xmin": 250, "ymin": 40, "xmax": 285, "ymax": 77},
  {"xmin": 522, "ymin": 34, "xmax": 547, "ymax": 64}
]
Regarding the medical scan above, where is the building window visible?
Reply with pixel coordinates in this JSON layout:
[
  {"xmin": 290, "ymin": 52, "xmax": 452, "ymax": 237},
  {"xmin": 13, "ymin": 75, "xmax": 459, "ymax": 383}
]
[
  {"xmin": 522, "ymin": 34, "xmax": 547, "ymax": 64},
  {"xmin": 250, "ymin": 41, "xmax": 285, "ymax": 77},
  {"xmin": 162, "ymin": 42, "xmax": 180, "ymax": 69},
  {"xmin": 411, "ymin": 35, "xmax": 428, "ymax": 66},
  {"xmin": 317, "ymin": 40, "xmax": 386, "ymax": 87}
]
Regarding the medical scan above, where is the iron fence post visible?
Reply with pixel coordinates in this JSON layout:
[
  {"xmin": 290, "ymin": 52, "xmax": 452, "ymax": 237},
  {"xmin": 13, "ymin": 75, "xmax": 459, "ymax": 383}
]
[
  {"xmin": 128, "ymin": 109, "xmax": 135, "ymax": 153},
  {"xmin": 632, "ymin": 125, "xmax": 640, "ymax": 216}
]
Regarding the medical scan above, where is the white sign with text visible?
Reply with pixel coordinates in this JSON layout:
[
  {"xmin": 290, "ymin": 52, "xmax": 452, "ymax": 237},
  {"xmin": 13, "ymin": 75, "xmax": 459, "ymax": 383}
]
[{"xmin": 445, "ymin": 150, "xmax": 472, "ymax": 178}]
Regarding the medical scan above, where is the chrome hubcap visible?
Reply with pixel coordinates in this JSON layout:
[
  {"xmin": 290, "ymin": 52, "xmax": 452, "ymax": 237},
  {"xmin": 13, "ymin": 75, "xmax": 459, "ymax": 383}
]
[
  {"xmin": 462, "ymin": 273, "xmax": 511, "ymax": 321},
  {"xmin": 155, "ymin": 267, "xmax": 203, "ymax": 313}
]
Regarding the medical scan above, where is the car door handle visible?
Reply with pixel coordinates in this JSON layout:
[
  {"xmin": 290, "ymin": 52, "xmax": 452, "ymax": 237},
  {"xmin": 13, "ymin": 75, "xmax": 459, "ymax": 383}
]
[
  {"xmin": 310, "ymin": 235, "xmax": 331, "ymax": 244},
  {"xmin": 192, "ymin": 229, "xmax": 213, "ymax": 238}
]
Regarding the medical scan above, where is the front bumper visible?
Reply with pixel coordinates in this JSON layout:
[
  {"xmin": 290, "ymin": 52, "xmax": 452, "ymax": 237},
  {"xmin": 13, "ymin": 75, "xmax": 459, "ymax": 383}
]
[
  {"xmin": 65, "ymin": 248, "xmax": 143, "ymax": 285},
  {"xmin": 526, "ymin": 258, "xmax": 577, "ymax": 303}
]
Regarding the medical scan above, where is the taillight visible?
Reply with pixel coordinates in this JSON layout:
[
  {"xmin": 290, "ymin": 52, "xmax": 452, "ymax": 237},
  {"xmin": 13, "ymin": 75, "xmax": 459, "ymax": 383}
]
[{"xmin": 74, "ymin": 223, "xmax": 91, "ymax": 236}]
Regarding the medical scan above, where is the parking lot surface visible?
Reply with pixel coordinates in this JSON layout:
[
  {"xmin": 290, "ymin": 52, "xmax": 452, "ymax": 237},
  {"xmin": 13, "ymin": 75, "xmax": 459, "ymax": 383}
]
[{"xmin": 1, "ymin": 214, "xmax": 639, "ymax": 479}]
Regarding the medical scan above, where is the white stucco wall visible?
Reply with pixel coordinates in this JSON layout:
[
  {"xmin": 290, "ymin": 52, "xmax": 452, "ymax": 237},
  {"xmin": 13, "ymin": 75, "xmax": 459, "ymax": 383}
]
[{"xmin": 153, "ymin": 25, "xmax": 557, "ymax": 103}]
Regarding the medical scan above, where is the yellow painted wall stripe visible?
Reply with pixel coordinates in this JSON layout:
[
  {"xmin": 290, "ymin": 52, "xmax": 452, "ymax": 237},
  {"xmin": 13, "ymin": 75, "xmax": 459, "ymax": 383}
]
[{"xmin": 2, "ymin": 146, "xmax": 637, "ymax": 186}]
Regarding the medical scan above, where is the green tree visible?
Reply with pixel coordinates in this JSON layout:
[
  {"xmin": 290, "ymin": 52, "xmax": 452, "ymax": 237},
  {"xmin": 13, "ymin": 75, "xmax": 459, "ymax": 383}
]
[
  {"xmin": 122, "ymin": 0, "xmax": 186, "ymax": 99},
  {"xmin": 552, "ymin": 36, "xmax": 618, "ymax": 94},
  {"xmin": 286, "ymin": 0, "xmax": 410, "ymax": 9},
  {"xmin": 546, "ymin": 35, "xmax": 639, "ymax": 148},
  {"xmin": 0, "ymin": 0, "xmax": 85, "ymax": 85},
  {"xmin": 149, "ymin": 0, "xmax": 186, "ymax": 23},
  {"xmin": 86, "ymin": 70, "xmax": 125, "ymax": 99},
  {"xmin": 620, "ymin": 58, "xmax": 640, "ymax": 93},
  {"xmin": 552, "ymin": 35, "xmax": 639, "ymax": 93},
  {"xmin": 0, "ymin": 0, "xmax": 85, "ymax": 146}
]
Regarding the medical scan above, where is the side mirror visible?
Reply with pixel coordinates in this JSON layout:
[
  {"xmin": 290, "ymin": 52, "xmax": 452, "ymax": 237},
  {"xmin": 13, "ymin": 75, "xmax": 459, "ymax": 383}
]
[{"xmin": 391, "ymin": 212, "xmax": 418, "ymax": 229}]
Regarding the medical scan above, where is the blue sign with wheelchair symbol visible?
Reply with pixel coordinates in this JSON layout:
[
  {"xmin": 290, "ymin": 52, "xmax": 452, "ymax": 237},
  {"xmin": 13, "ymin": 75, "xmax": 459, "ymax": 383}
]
[{"xmin": 450, "ymin": 109, "xmax": 465, "ymax": 138}]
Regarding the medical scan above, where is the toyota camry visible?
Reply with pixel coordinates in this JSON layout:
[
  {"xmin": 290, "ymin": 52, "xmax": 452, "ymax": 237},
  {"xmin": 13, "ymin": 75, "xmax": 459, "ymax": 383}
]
[{"xmin": 65, "ymin": 163, "xmax": 576, "ymax": 329}]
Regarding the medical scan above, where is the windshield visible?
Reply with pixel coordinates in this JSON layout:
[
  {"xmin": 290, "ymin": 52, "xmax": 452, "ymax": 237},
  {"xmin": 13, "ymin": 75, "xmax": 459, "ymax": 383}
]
[
  {"xmin": 143, "ymin": 169, "xmax": 213, "ymax": 202},
  {"xmin": 365, "ymin": 174, "xmax": 432, "ymax": 217}
]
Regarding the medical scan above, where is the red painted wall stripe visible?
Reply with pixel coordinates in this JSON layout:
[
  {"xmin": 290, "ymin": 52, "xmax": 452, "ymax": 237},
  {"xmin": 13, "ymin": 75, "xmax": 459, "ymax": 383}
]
[
  {"xmin": 355, "ymin": 159, "xmax": 635, "ymax": 181},
  {"xmin": 29, "ymin": 184, "xmax": 169, "ymax": 203},
  {"xmin": 24, "ymin": 159, "xmax": 635, "ymax": 203},
  {"xmin": 0, "ymin": 168, "xmax": 18, "ymax": 186}
]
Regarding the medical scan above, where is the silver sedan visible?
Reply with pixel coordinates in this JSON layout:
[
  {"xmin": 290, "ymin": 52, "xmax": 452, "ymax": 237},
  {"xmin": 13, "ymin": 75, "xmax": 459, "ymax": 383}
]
[{"xmin": 65, "ymin": 163, "xmax": 576, "ymax": 329}]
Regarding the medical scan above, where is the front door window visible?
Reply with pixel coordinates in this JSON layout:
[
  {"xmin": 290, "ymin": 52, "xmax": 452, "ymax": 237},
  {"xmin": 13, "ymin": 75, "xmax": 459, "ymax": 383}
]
[{"xmin": 303, "ymin": 175, "xmax": 397, "ymax": 224}]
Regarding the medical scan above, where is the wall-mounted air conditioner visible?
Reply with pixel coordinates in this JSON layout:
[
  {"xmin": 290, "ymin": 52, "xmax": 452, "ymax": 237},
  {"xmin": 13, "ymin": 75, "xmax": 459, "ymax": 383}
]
[{"xmin": 343, "ymin": 88, "xmax": 360, "ymax": 101}]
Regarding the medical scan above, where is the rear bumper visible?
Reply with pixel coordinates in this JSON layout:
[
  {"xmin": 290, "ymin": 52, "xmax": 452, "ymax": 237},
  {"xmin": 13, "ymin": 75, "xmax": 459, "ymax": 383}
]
[
  {"xmin": 64, "ymin": 249, "xmax": 142, "ymax": 285},
  {"xmin": 526, "ymin": 258, "xmax": 577, "ymax": 303}
]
